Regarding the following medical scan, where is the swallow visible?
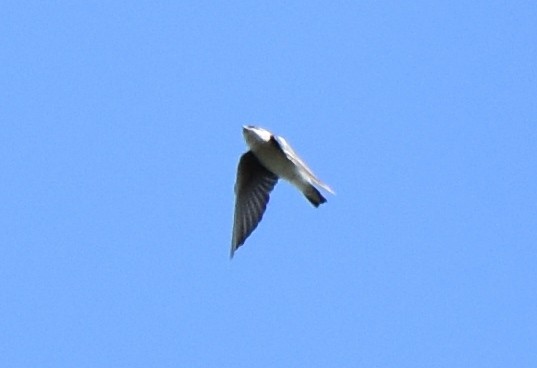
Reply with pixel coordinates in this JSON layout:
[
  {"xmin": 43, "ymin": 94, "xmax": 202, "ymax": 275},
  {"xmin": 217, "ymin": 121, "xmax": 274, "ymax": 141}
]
[{"xmin": 231, "ymin": 125, "xmax": 334, "ymax": 258}]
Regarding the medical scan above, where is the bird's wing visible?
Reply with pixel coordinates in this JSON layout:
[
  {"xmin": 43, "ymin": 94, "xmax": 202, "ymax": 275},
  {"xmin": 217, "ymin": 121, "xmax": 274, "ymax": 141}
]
[
  {"xmin": 231, "ymin": 151, "xmax": 278, "ymax": 258},
  {"xmin": 273, "ymin": 135, "xmax": 334, "ymax": 194}
]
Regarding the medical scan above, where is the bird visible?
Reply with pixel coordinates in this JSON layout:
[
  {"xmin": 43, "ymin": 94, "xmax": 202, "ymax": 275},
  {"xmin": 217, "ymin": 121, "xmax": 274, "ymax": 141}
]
[{"xmin": 231, "ymin": 125, "xmax": 334, "ymax": 258}]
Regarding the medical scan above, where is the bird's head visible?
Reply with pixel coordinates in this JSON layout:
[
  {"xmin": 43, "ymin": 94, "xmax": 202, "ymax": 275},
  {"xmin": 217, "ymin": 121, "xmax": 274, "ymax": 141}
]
[{"xmin": 242, "ymin": 125, "xmax": 272, "ymax": 148}]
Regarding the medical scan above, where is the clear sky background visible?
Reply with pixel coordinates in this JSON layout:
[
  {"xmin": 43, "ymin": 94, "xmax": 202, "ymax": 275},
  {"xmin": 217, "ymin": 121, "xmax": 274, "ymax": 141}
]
[{"xmin": 1, "ymin": 1, "xmax": 536, "ymax": 367}]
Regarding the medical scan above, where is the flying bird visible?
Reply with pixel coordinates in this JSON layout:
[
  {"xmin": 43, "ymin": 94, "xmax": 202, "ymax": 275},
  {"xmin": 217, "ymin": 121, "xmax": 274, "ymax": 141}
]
[{"xmin": 231, "ymin": 125, "xmax": 334, "ymax": 258}]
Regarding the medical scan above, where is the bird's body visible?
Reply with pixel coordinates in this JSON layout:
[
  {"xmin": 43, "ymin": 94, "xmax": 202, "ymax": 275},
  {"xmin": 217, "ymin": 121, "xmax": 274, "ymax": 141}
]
[
  {"xmin": 231, "ymin": 126, "xmax": 333, "ymax": 258},
  {"xmin": 245, "ymin": 133, "xmax": 300, "ymax": 188}
]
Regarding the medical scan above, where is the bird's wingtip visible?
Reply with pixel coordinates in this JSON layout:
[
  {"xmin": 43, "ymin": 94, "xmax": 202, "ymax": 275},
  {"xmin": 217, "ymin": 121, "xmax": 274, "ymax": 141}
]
[
  {"xmin": 317, "ymin": 181, "xmax": 335, "ymax": 195},
  {"xmin": 230, "ymin": 242, "xmax": 237, "ymax": 259}
]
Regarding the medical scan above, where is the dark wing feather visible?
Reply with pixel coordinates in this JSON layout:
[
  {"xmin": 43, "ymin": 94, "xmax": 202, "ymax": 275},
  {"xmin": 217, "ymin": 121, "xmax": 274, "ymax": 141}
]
[{"xmin": 231, "ymin": 151, "xmax": 278, "ymax": 258}]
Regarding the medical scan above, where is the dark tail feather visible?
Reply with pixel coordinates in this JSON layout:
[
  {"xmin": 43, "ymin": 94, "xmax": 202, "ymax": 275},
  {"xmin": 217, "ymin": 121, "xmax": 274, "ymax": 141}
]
[{"xmin": 304, "ymin": 185, "xmax": 327, "ymax": 208}]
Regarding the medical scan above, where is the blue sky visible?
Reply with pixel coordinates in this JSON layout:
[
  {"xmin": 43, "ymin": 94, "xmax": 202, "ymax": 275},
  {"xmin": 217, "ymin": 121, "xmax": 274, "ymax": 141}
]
[{"xmin": 1, "ymin": 1, "xmax": 536, "ymax": 367}]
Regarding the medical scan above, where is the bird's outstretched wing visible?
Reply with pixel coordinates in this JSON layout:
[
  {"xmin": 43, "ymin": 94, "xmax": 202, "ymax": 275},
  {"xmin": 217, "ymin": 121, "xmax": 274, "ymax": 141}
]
[
  {"xmin": 231, "ymin": 151, "xmax": 278, "ymax": 258},
  {"xmin": 272, "ymin": 135, "xmax": 334, "ymax": 194}
]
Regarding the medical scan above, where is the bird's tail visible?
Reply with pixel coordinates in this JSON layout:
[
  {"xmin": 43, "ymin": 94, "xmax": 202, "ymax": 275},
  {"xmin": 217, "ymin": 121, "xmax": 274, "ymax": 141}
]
[{"xmin": 304, "ymin": 185, "xmax": 327, "ymax": 207}]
